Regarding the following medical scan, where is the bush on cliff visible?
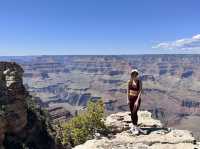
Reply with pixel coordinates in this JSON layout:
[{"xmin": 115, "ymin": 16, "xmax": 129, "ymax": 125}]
[{"xmin": 60, "ymin": 100, "xmax": 110, "ymax": 147}]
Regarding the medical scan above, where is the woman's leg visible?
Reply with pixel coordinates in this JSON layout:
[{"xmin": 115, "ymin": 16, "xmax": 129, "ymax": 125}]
[
  {"xmin": 133, "ymin": 98, "xmax": 141, "ymax": 125},
  {"xmin": 129, "ymin": 101, "xmax": 135, "ymax": 125},
  {"xmin": 129, "ymin": 97, "xmax": 138, "ymax": 125}
]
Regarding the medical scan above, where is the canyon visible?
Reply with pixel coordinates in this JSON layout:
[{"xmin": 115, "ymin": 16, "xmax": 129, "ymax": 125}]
[{"xmin": 1, "ymin": 54, "xmax": 200, "ymax": 139}]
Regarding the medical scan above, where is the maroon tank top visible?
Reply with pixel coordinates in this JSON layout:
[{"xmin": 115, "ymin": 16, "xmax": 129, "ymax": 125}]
[{"xmin": 128, "ymin": 79, "xmax": 140, "ymax": 91}]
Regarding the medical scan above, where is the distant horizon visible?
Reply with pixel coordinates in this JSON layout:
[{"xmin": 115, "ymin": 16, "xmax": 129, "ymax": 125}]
[
  {"xmin": 0, "ymin": 47, "xmax": 200, "ymax": 56},
  {"xmin": 1, "ymin": 53, "xmax": 200, "ymax": 57}
]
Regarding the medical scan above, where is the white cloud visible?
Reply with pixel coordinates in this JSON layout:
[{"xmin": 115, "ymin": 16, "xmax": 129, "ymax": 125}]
[
  {"xmin": 193, "ymin": 34, "xmax": 200, "ymax": 40},
  {"xmin": 152, "ymin": 34, "xmax": 200, "ymax": 50}
]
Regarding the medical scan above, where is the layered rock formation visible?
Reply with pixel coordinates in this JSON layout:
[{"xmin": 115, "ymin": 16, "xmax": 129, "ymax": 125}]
[
  {"xmin": 0, "ymin": 62, "xmax": 58, "ymax": 149},
  {"xmin": 47, "ymin": 105, "xmax": 73, "ymax": 123},
  {"xmin": 74, "ymin": 111, "xmax": 200, "ymax": 149},
  {"xmin": 0, "ymin": 62, "xmax": 27, "ymax": 148}
]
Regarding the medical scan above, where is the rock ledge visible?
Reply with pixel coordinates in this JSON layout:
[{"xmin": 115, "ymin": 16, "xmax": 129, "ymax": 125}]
[{"xmin": 74, "ymin": 111, "xmax": 200, "ymax": 149}]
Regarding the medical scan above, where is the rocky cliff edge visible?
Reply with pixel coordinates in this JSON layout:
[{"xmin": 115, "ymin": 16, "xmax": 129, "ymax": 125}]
[
  {"xmin": 74, "ymin": 111, "xmax": 200, "ymax": 149},
  {"xmin": 0, "ymin": 62, "xmax": 27, "ymax": 147},
  {"xmin": 0, "ymin": 62, "xmax": 57, "ymax": 149}
]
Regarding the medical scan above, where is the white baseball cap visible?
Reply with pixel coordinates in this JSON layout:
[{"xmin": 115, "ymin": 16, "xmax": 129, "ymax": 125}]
[{"xmin": 131, "ymin": 69, "xmax": 139, "ymax": 75}]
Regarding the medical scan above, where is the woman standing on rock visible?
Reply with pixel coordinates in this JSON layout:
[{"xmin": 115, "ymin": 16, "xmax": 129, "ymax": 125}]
[{"xmin": 127, "ymin": 69, "xmax": 142, "ymax": 135}]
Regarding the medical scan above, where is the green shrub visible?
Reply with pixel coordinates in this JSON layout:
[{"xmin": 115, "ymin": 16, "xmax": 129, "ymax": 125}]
[{"xmin": 60, "ymin": 100, "xmax": 109, "ymax": 147}]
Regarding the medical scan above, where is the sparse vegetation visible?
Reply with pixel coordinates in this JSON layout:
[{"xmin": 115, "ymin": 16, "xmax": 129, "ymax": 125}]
[{"xmin": 60, "ymin": 99, "xmax": 110, "ymax": 147}]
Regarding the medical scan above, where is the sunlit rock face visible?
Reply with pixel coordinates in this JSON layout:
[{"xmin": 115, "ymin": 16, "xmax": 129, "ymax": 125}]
[
  {"xmin": 0, "ymin": 62, "xmax": 60, "ymax": 149},
  {"xmin": 74, "ymin": 111, "xmax": 199, "ymax": 149},
  {"xmin": 0, "ymin": 62, "xmax": 28, "ymax": 147}
]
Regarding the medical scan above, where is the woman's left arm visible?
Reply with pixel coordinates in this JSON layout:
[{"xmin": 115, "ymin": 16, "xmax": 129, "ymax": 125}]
[
  {"xmin": 133, "ymin": 80, "xmax": 142, "ymax": 111},
  {"xmin": 136, "ymin": 80, "xmax": 142, "ymax": 102}
]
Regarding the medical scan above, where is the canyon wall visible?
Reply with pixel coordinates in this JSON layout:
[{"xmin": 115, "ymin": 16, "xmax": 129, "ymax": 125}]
[{"xmin": 0, "ymin": 62, "xmax": 59, "ymax": 149}]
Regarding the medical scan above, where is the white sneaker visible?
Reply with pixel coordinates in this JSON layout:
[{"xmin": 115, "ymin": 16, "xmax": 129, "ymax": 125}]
[{"xmin": 130, "ymin": 125, "xmax": 139, "ymax": 135}]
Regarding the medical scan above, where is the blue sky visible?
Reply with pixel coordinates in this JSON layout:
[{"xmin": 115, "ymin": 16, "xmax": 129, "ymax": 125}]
[{"xmin": 0, "ymin": 0, "xmax": 200, "ymax": 55}]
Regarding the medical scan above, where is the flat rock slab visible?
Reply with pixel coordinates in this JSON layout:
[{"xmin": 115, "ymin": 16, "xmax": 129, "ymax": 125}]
[
  {"xmin": 74, "ymin": 129, "xmax": 198, "ymax": 149},
  {"xmin": 105, "ymin": 111, "xmax": 163, "ymax": 133},
  {"xmin": 74, "ymin": 111, "xmax": 199, "ymax": 149}
]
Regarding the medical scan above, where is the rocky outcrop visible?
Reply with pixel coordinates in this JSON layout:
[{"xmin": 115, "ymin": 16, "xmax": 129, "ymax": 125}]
[
  {"xmin": 0, "ymin": 62, "xmax": 27, "ymax": 148},
  {"xmin": 0, "ymin": 62, "xmax": 59, "ymax": 149},
  {"xmin": 74, "ymin": 111, "xmax": 200, "ymax": 149}
]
